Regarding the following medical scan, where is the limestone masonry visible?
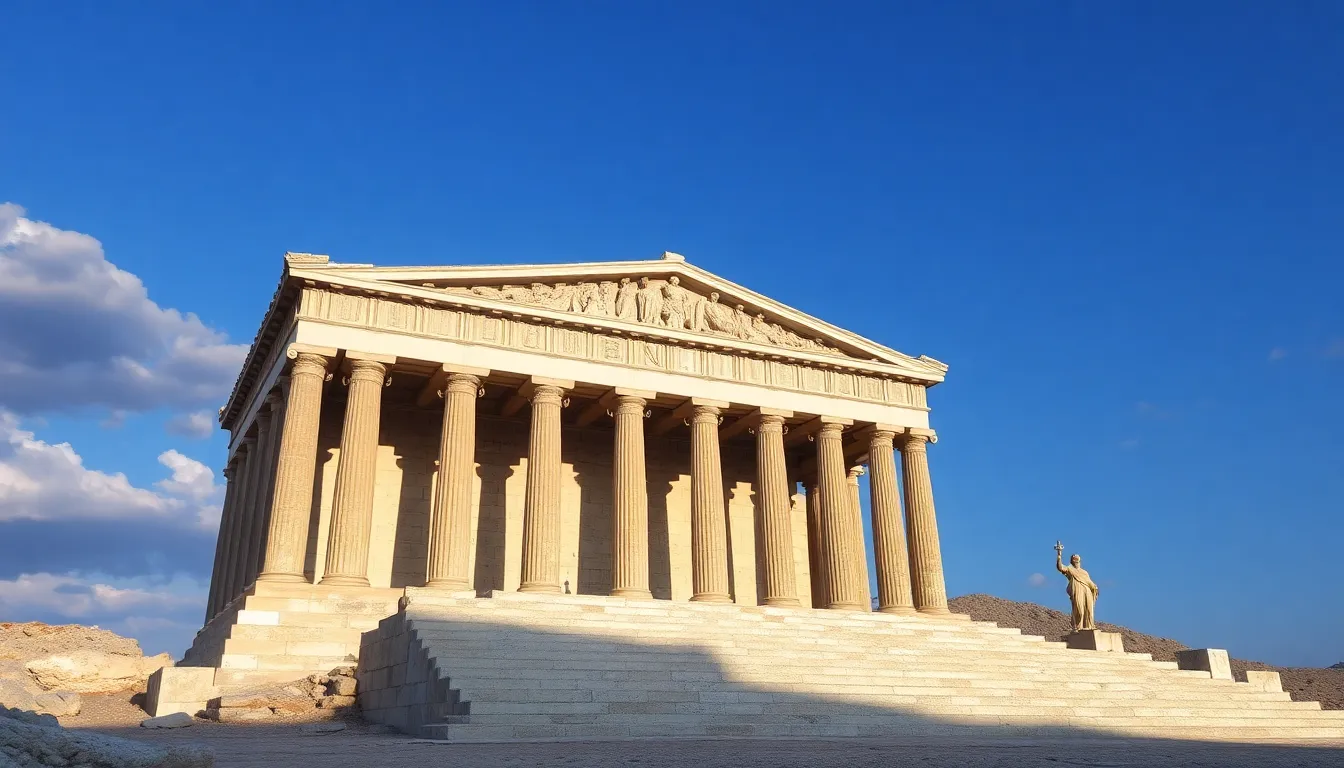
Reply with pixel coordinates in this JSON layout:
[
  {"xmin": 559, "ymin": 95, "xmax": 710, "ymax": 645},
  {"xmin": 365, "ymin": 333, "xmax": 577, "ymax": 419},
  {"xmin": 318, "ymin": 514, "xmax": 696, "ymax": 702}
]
[{"xmin": 172, "ymin": 251, "xmax": 1344, "ymax": 742}]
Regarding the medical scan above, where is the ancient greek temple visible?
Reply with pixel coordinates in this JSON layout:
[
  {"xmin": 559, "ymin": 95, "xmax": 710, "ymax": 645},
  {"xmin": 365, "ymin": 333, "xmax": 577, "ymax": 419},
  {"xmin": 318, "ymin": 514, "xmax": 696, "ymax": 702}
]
[
  {"xmin": 158, "ymin": 251, "xmax": 1343, "ymax": 742},
  {"xmin": 202, "ymin": 251, "xmax": 949, "ymax": 623}
]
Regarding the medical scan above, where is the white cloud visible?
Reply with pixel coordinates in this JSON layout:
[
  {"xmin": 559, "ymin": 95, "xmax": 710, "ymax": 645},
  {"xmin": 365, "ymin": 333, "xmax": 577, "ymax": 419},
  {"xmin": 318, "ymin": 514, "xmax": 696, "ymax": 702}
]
[
  {"xmin": 0, "ymin": 571, "xmax": 205, "ymax": 619},
  {"xmin": 1027, "ymin": 573, "xmax": 1048, "ymax": 587},
  {"xmin": 0, "ymin": 203, "xmax": 248, "ymax": 416},
  {"xmin": 0, "ymin": 410, "xmax": 221, "ymax": 528},
  {"xmin": 156, "ymin": 450, "xmax": 215, "ymax": 500},
  {"xmin": 165, "ymin": 410, "xmax": 216, "ymax": 440}
]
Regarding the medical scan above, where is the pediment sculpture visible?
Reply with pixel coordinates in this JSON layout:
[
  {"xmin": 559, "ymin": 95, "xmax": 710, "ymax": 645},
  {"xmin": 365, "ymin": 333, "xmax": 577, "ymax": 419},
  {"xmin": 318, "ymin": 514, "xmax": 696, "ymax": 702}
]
[{"xmin": 441, "ymin": 277, "xmax": 844, "ymax": 354}]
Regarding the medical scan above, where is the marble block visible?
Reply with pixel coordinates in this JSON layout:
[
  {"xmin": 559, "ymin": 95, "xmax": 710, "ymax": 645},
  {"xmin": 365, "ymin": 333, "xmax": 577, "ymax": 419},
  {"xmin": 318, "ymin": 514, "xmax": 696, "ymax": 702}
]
[
  {"xmin": 1065, "ymin": 630, "xmax": 1125, "ymax": 653},
  {"xmin": 1244, "ymin": 670, "xmax": 1283, "ymax": 692},
  {"xmin": 1176, "ymin": 648, "xmax": 1233, "ymax": 681},
  {"xmin": 146, "ymin": 667, "xmax": 218, "ymax": 717}
]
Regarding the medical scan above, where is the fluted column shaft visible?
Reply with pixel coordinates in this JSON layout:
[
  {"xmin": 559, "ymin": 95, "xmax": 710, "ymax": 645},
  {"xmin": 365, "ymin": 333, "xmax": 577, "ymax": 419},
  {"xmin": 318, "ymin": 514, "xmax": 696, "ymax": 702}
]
[
  {"xmin": 868, "ymin": 430, "xmax": 915, "ymax": 613},
  {"xmin": 804, "ymin": 481, "xmax": 827, "ymax": 608},
  {"xmin": 610, "ymin": 394, "xmax": 652, "ymax": 598},
  {"xmin": 845, "ymin": 466, "xmax": 872, "ymax": 611},
  {"xmin": 426, "ymin": 373, "xmax": 483, "ymax": 590},
  {"xmin": 243, "ymin": 395, "xmax": 283, "ymax": 588},
  {"xmin": 519, "ymin": 384, "xmax": 566, "ymax": 593},
  {"xmin": 225, "ymin": 438, "xmax": 260, "ymax": 603},
  {"xmin": 259, "ymin": 352, "xmax": 329, "ymax": 582},
  {"xmin": 756, "ymin": 415, "xmax": 799, "ymax": 606},
  {"xmin": 320, "ymin": 359, "xmax": 388, "ymax": 586},
  {"xmin": 689, "ymin": 404, "xmax": 730, "ymax": 603},
  {"xmin": 900, "ymin": 431, "xmax": 948, "ymax": 613},
  {"xmin": 816, "ymin": 421, "xmax": 863, "ymax": 609},
  {"xmin": 205, "ymin": 459, "xmax": 240, "ymax": 620}
]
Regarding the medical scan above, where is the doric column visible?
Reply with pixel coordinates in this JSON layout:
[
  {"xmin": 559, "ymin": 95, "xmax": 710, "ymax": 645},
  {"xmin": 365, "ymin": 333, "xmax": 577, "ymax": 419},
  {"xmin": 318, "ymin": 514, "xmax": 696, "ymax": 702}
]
[
  {"xmin": 259, "ymin": 350, "xmax": 330, "ymax": 583},
  {"xmin": 518, "ymin": 379, "xmax": 570, "ymax": 593},
  {"xmin": 689, "ymin": 401, "xmax": 730, "ymax": 603},
  {"xmin": 756, "ymin": 412, "xmax": 799, "ymax": 607},
  {"xmin": 425, "ymin": 367, "xmax": 488, "ymax": 590},
  {"xmin": 816, "ymin": 419, "xmax": 863, "ymax": 610},
  {"xmin": 205, "ymin": 457, "xmax": 241, "ymax": 621},
  {"xmin": 845, "ymin": 465, "xmax": 872, "ymax": 611},
  {"xmin": 243, "ymin": 393, "xmax": 283, "ymax": 588},
  {"xmin": 868, "ymin": 429, "xmax": 915, "ymax": 613},
  {"xmin": 224, "ymin": 436, "xmax": 259, "ymax": 603},
  {"xmin": 900, "ymin": 428, "xmax": 949, "ymax": 614},
  {"xmin": 320, "ymin": 355, "xmax": 392, "ymax": 587},
  {"xmin": 610, "ymin": 391, "xmax": 652, "ymax": 599}
]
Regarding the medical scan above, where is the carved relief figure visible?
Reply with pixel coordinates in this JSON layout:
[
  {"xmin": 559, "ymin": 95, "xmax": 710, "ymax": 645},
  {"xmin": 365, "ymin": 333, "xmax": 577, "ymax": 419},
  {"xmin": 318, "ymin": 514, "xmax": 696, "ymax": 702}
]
[
  {"xmin": 1055, "ymin": 542, "xmax": 1099, "ymax": 632},
  {"xmin": 445, "ymin": 277, "xmax": 843, "ymax": 355},
  {"xmin": 636, "ymin": 277, "xmax": 664, "ymax": 324},
  {"xmin": 661, "ymin": 276, "xmax": 690, "ymax": 330}
]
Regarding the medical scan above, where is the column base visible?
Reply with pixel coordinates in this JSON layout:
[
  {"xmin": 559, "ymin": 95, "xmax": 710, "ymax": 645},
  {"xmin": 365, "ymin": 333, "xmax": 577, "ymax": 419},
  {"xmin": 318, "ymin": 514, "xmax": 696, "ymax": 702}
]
[
  {"xmin": 318, "ymin": 574, "xmax": 371, "ymax": 587},
  {"xmin": 916, "ymin": 605, "xmax": 951, "ymax": 615},
  {"xmin": 610, "ymin": 588, "xmax": 653, "ymax": 599},
  {"xmin": 690, "ymin": 593, "xmax": 733, "ymax": 604},
  {"xmin": 518, "ymin": 583, "xmax": 561, "ymax": 594},
  {"xmin": 424, "ymin": 578, "xmax": 471, "ymax": 591},
  {"xmin": 878, "ymin": 605, "xmax": 918, "ymax": 615},
  {"xmin": 762, "ymin": 596, "xmax": 801, "ymax": 607},
  {"xmin": 257, "ymin": 572, "xmax": 308, "ymax": 584},
  {"xmin": 825, "ymin": 601, "xmax": 867, "ymax": 611}
]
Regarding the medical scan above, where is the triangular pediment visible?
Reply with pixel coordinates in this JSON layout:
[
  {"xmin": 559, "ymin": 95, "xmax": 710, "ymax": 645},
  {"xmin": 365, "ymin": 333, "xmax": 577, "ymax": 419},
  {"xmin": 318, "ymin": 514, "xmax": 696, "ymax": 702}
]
[{"xmin": 284, "ymin": 253, "xmax": 947, "ymax": 382}]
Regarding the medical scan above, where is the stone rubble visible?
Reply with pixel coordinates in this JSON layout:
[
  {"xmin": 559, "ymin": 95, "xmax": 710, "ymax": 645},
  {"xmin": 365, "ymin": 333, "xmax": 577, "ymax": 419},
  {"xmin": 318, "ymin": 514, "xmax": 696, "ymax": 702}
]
[
  {"xmin": 202, "ymin": 666, "xmax": 360, "ymax": 722},
  {"xmin": 1, "ymin": 705, "xmax": 213, "ymax": 768}
]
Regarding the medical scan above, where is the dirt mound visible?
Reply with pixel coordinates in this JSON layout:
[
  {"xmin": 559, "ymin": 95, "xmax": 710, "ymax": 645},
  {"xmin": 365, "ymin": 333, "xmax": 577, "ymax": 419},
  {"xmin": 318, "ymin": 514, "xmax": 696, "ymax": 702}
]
[
  {"xmin": 949, "ymin": 594, "xmax": 1344, "ymax": 710},
  {"xmin": 0, "ymin": 622, "xmax": 144, "ymax": 660}
]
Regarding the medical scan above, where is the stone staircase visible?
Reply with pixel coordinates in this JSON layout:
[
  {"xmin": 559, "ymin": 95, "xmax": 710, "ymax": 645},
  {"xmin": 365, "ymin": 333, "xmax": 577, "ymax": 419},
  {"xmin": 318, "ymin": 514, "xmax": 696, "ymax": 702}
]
[
  {"xmin": 357, "ymin": 589, "xmax": 1344, "ymax": 743},
  {"xmin": 182, "ymin": 582, "xmax": 401, "ymax": 689}
]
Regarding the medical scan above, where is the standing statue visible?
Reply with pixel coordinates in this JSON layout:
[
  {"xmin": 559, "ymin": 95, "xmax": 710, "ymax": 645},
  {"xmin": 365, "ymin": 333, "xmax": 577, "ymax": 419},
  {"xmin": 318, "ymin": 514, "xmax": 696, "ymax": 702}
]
[{"xmin": 1055, "ymin": 541, "xmax": 1099, "ymax": 631}]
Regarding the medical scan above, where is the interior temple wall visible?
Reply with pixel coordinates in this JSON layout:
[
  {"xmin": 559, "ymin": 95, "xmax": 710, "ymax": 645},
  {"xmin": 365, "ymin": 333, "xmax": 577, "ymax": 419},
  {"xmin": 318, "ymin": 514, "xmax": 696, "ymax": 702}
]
[{"xmin": 299, "ymin": 393, "xmax": 814, "ymax": 605}]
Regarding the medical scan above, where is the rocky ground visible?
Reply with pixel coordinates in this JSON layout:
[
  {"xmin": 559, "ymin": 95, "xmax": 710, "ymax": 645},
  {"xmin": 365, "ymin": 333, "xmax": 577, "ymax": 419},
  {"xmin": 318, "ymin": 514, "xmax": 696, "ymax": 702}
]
[{"xmin": 948, "ymin": 594, "xmax": 1344, "ymax": 710}]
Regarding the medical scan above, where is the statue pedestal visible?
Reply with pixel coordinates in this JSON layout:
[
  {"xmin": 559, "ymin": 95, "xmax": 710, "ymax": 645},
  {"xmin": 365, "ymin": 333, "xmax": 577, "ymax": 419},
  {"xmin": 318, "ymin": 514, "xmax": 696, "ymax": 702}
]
[{"xmin": 1065, "ymin": 630, "xmax": 1125, "ymax": 653}]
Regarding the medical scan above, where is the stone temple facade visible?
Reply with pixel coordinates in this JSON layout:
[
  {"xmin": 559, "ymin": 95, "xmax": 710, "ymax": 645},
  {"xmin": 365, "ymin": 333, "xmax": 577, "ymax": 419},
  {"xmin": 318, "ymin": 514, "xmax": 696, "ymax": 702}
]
[
  {"xmin": 197, "ymin": 250, "xmax": 949, "ymax": 636},
  {"xmin": 165, "ymin": 251, "xmax": 1344, "ymax": 742}
]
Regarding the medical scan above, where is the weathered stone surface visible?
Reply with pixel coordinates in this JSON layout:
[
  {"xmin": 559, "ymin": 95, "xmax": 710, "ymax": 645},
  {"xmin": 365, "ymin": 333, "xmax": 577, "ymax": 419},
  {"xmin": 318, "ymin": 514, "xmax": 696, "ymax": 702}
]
[
  {"xmin": 316, "ymin": 694, "xmax": 356, "ymax": 709},
  {"xmin": 327, "ymin": 666, "xmax": 356, "ymax": 679},
  {"xmin": 298, "ymin": 721, "xmax": 346, "ymax": 735},
  {"xmin": 2, "ymin": 705, "xmax": 212, "ymax": 767},
  {"xmin": 203, "ymin": 707, "xmax": 274, "ymax": 723},
  {"xmin": 325, "ymin": 676, "xmax": 357, "ymax": 697},
  {"xmin": 146, "ymin": 667, "xmax": 217, "ymax": 717},
  {"xmin": 25, "ymin": 649, "xmax": 172, "ymax": 693},
  {"xmin": 141, "ymin": 712, "xmax": 194, "ymax": 729},
  {"xmin": 31, "ymin": 691, "xmax": 80, "ymax": 717}
]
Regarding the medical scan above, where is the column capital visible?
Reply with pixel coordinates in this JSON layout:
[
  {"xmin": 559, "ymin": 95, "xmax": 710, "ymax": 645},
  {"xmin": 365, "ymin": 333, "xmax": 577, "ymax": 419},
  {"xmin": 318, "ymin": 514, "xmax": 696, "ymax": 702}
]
[
  {"xmin": 757, "ymin": 412, "xmax": 787, "ymax": 432},
  {"xmin": 286, "ymin": 343, "xmax": 337, "ymax": 365},
  {"xmin": 265, "ymin": 387, "xmax": 285, "ymax": 410},
  {"xmin": 443, "ymin": 372, "xmax": 483, "ymax": 397},
  {"xmin": 529, "ymin": 383, "xmax": 568, "ymax": 406},
  {"xmin": 441, "ymin": 362, "xmax": 491, "ymax": 378},
  {"xmin": 345, "ymin": 350, "xmax": 398, "ymax": 365},
  {"xmin": 846, "ymin": 465, "xmax": 866, "ymax": 482},
  {"xmin": 689, "ymin": 402, "xmax": 721, "ymax": 424},
  {"xmin": 899, "ymin": 427, "xmax": 938, "ymax": 451},
  {"xmin": 868, "ymin": 429, "xmax": 897, "ymax": 448}
]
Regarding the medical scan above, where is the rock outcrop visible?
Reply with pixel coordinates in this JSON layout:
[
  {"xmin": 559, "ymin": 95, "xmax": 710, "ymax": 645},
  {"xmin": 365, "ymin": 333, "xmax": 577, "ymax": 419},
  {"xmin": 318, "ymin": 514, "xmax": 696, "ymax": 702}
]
[
  {"xmin": 1, "ymin": 705, "xmax": 213, "ymax": 767},
  {"xmin": 25, "ymin": 649, "xmax": 172, "ymax": 694}
]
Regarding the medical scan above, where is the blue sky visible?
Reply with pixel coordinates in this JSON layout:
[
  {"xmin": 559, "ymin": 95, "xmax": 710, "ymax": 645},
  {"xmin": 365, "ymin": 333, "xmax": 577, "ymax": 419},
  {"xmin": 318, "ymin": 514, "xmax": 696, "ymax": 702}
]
[{"xmin": 1, "ymin": 2, "xmax": 1340, "ymax": 665}]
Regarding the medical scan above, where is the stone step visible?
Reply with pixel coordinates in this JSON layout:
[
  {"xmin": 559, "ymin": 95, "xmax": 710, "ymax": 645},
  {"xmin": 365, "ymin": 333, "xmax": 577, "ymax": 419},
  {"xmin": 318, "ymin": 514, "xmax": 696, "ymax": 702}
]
[
  {"xmin": 418, "ymin": 719, "xmax": 1344, "ymax": 743},
  {"xmin": 359, "ymin": 595, "xmax": 1344, "ymax": 743}
]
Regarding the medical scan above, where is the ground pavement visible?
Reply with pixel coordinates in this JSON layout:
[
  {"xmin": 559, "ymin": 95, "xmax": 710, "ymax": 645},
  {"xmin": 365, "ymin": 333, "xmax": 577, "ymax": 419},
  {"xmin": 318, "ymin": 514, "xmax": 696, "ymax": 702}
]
[{"xmin": 89, "ymin": 724, "xmax": 1344, "ymax": 767}]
